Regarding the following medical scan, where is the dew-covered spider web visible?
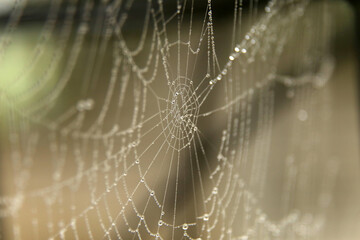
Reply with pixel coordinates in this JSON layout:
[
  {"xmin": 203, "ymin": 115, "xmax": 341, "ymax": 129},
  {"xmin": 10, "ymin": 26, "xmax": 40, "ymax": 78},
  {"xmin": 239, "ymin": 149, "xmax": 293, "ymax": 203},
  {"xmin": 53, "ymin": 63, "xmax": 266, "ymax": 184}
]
[{"xmin": 0, "ymin": 0, "xmax": 338, "ymax": 239}]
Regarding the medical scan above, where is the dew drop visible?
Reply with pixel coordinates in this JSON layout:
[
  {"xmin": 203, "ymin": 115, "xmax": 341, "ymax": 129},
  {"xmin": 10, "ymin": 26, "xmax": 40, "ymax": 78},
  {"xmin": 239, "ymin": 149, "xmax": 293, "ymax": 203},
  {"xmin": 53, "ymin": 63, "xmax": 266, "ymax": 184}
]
[
  {"xmin": 76, "ymin": 101, "xmax": 85, "ymax": 111},
  {"xmin": 298, "ymin": 109, "xmax": 308, "ymax": 122},
  {"xmin": 182, "ymin": 224, "xmax": 188, "ymax": 230},
  {"xmin": 158, "ymin": 220, "xmax": 163, "ymax": 226},
  {"xmin": 258, "ymin": 214, "xmax": 266, "ymax": 223}
]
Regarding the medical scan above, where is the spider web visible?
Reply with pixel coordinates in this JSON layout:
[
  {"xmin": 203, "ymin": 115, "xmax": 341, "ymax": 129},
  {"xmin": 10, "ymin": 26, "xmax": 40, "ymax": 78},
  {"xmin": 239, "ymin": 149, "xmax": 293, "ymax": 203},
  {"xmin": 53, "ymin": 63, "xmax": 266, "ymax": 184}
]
[{"xmin": 0, "ymin": 0, "xmax": 337, "ymax": 239}]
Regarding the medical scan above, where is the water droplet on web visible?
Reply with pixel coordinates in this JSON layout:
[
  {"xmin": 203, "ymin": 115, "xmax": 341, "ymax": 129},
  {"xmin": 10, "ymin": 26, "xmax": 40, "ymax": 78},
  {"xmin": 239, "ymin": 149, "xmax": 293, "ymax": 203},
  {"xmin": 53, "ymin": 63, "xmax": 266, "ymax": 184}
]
[
  {"xmin": 229, "ymin": 55, "xmax": 235, "ymax": 61},
  {"xmin": 258, "ymin": 214, "xmax": 266, "ymax": 223},
  {"xmin": 76, "ymin": 101, "xmax": 86, "ymax": 111},
  {"xmin": 241, "ymin": 48, "xmax": 247, "ymax": 54},
  {"xmin": 212, "ymin": 187, "xmax": 218, "ymax": 195},
  {"xmin": 182, "ymin": 223, "xmax": 188, "ymax": 230},
  {"xmin": 203, "ymin": 214, "xmax": 209, "ymax": 221},
  {"xmin": 235, "ymin": 46, "xmax": 240, "ymax": 52},
  {"xmin": 298, "ymin": 109, "xmax": 308, "ymax": 122},
  {"xmin": 158, "ymin": 220, "xmax": 163, "ymax": 226}
]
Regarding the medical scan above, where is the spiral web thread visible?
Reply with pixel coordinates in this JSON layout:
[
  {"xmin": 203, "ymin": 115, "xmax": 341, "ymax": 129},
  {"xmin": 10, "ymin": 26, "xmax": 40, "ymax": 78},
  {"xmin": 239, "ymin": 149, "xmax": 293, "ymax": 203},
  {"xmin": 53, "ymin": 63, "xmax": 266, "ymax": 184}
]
[{"xmin": 0, "ymin": 0, "xmax": 337, "ymax": 239}]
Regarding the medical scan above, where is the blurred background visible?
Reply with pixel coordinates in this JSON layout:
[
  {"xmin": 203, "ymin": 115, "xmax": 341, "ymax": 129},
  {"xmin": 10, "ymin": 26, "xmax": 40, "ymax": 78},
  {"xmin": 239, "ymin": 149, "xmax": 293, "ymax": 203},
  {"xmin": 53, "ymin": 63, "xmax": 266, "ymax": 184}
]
[{"xmin": 0, "ymin": 0, "xmax": 359, "ymax": 239}]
